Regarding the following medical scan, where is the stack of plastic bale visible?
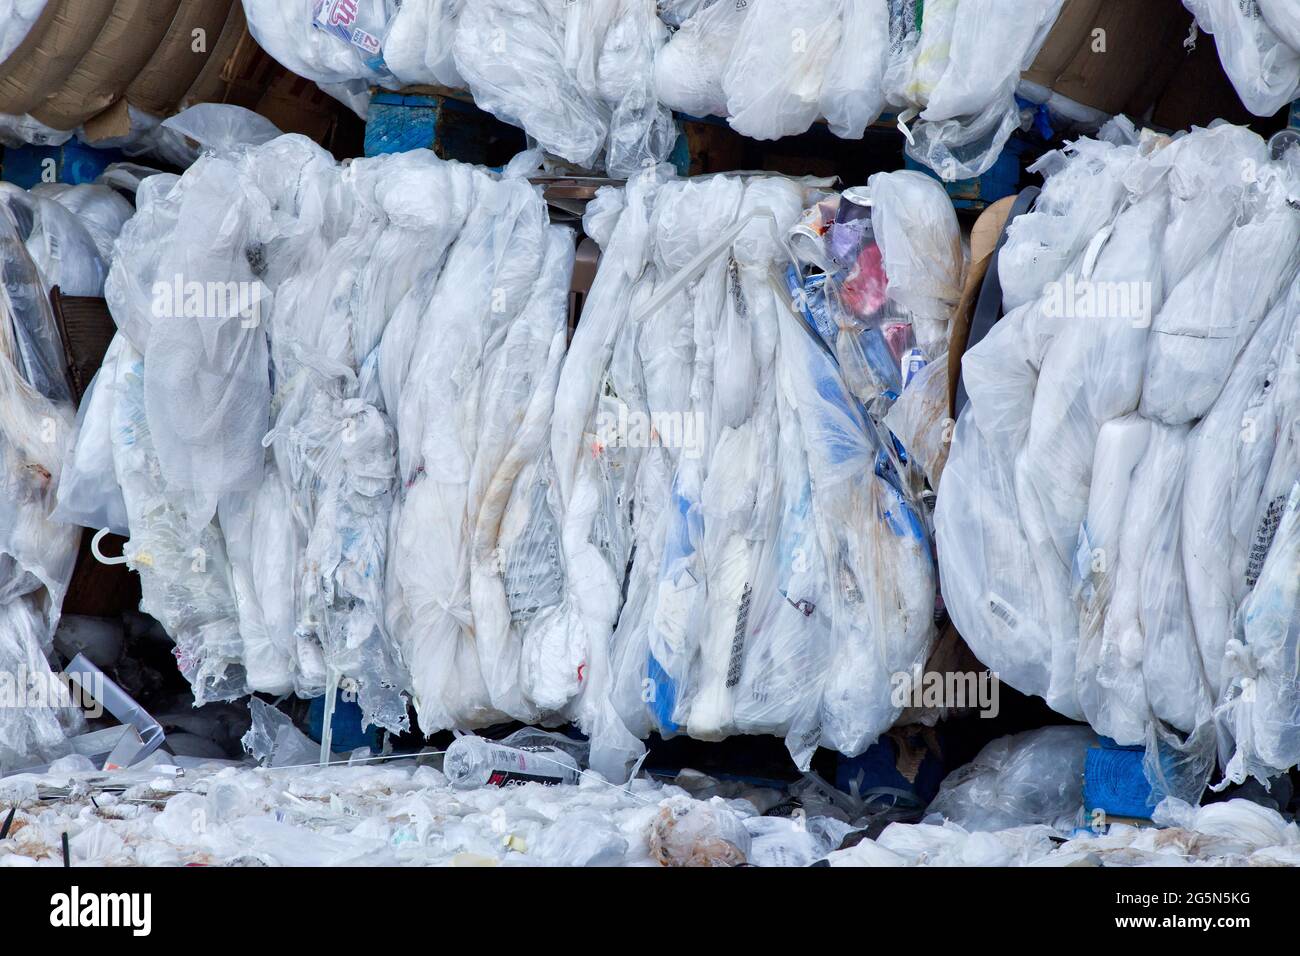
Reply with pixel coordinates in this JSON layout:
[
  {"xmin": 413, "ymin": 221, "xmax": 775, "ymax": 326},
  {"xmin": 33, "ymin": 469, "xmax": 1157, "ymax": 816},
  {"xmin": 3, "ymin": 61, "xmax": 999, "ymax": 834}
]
[
  {"xmin": 68, "ymin": 105, "xmax": 577, "ymax": 744},
  {"xmin": 656, "ymin": 0, "xmax": 1069, "ymax": 178},
  {"xmin": 0, "ymin": 177, "xmax": 135, "ymax": 772},
  {"xmin": 936, "ymin": 117, "xmax": 1300, "ymax": 801},
  {"xmin": 243, "ymin": 0, "xmax": 676, "ymax": 178},
  {"xmin": 548, "ymin": 166, "xmax": 962, "ymax": 779},
  {"xmin": 1183, "ymin": 0, "xmax": 1300, "ymax": 119},
  {"xmin": 247, "ymin": 0, "xmax": 1164, "ymax": 182},
  {"xmin": 56, "ymin": 116, "xmax": 960, "ymax": 780}
]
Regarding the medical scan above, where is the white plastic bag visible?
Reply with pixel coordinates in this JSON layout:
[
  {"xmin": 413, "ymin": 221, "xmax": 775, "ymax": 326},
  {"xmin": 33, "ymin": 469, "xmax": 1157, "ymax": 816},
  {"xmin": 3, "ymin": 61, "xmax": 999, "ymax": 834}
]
[
  {"xmin": 721, "ymin": 0, "xmax": 842, "ymax": 141},
  {"xmin": 926, "ymin": 725, "xmax": 1096, "ymax": 831},
  {"xmin": 1184, "ymin": 0, "xmax": 1300, "ymax": 117}
]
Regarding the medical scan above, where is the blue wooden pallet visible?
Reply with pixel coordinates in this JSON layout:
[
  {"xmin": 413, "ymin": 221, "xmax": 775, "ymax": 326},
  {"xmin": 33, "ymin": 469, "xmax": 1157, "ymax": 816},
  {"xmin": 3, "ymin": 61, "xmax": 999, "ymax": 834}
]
[
  {"xmin": 1080, "ymin": 737, "xmax": 1199, "ymax": 822},
  {"xmin": 903, "ymin": 136, "xmax": 1024, "ymax": 211},
  {"xmin": 1, "ymin": 137, "xmax": 125, "ymax": 189},
  {"xmin": 364, "ymin": 89, "xmax": 527, "ymax": 167}
]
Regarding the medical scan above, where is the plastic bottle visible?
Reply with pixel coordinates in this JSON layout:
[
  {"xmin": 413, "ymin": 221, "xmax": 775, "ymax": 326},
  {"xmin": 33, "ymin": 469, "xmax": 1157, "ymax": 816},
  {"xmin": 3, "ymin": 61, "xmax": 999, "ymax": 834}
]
[{"xmin": 443, "ymin": 735, "xmax": 581, "ymax": 788}]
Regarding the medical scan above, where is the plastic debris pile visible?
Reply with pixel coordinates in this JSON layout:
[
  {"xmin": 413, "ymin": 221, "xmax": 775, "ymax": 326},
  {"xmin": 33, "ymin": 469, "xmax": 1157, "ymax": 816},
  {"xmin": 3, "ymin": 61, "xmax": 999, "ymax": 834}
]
[
  {"xmin": 937, "ymin": 118, "xmax": 1300, "ymax": 797},
  {"xmin": 2, "ymin": 752, "xmax": 1296, "ymax": 866},
  {"xmin": 0, "ymin": 176, "xmax": 135, "ymax": 772},
  {"xmin": 0, "ymin": 755, "xmax": 855, "ymax": 867},
  {"xmin": 83, "ymin": 118, "xmax": 577, "ymax": 761}
]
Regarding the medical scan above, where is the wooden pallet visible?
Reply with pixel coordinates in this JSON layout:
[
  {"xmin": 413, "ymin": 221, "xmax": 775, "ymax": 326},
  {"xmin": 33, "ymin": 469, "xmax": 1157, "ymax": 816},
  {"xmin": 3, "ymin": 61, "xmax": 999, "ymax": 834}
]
[
  {"xmin": 1083, "ymin": 742, "xmax": 1158, "ymax": 823},
  {"xmin": 364, "ymin": 86, "xmax": 527, "ymax": 167},
  {"xmin": 670, "ymin": 111, "xmax": 908, "ymax": 182}
]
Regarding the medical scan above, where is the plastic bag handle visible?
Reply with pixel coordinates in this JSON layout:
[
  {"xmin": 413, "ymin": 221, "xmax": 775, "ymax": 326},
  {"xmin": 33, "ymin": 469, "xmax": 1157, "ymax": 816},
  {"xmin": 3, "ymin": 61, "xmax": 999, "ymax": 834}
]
[{"xmin": 90, "ymin": 528, "xmax": 129, "ymax": 566}]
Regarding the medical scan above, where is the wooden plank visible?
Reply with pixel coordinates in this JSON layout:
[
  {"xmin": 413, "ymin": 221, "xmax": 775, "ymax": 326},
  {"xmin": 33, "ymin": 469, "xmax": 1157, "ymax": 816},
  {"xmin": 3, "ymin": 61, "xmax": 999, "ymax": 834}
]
[{"xmin": 364, "ymin": 89, "xmax": 527, "ymax": 167}]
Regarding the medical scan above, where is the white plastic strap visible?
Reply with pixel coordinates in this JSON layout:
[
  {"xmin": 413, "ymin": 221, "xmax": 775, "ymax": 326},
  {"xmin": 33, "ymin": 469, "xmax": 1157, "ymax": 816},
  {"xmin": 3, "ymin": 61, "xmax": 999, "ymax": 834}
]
[
  {"xmin": 633, "ymin": 210, "xmax": 780, "ymax": 323},
  {"xmin": 90, "ymin": 528, "xmax": 129, "ymax": 566}
]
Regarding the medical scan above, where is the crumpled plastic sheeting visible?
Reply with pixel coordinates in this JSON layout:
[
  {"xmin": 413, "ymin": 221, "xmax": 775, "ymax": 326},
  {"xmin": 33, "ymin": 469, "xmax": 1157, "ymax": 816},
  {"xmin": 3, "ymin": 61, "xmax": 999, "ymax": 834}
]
[
  {"xmin": 936, "ymin": 121, "xmax": 1300, "ymax": 793},
  {"xmin": 243, "ymin": 0, "xmax": 675, "ymax": 177},
  {"xmin": 1184, "ymin": 0, "xmax": 1300, "ymax": 118},
  {"xmin": 660, "ymin": 0, "xmax": 892, "ymax": 141},
  {"xmin": 0, "ymin": 181, "xmax": 97, "ymax": 771},
  {"xmin": 549, "ymin": 167, "xmax": 939, "ymax": 781},
  {"xmin": 657, "ymin": 0, "xmax": 1064, "ymax": 177},
  {"xmin": 452, "ymin": 0, "xmax": 676, "ymax": 178},
  {"xmin": 925, "ymin": 725, "xmax": 1096, "ymax": 832},
  {"xmin": 828, "ymin": 797, "xmax": 1300, "ymax": 867},
  {"xmin": 243, "ymin": 0, "xmax": 395, "ymax": 95},
  {"xmin": 97, "ymin": 131, "xmax": 576, "ymax": 740},
  {"xmin": 0, "ymin": 758, "xmax": 843, "ymax": 867},
  {"xmin": 244, "ymin": 0, "xmax": 465, "ymax": 92}
]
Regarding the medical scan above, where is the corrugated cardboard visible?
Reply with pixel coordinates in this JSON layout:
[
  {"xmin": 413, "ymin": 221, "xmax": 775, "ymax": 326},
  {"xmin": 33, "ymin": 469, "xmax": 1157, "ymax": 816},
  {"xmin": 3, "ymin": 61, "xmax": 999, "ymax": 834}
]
[
  {"xmin": 179, "ymin": 1, "xmax": 263, "ymax": 110},
  {"xmin": 80, "ymin": 96, "xmax": 132, "ymax": 143},
  {"xmin": 1052, "ymin": 0, "xmax": 1190, "ymax": 116},
  {"xmin": 256, "ymin": 68, "xmax": 336, "ymax": 144},
  {"xmin": 124, "ymin": 0, "xmax": 234, "ymax": 117},
  {"xmin": 1024, "ymin": 0, "xmax": 1191, "ymax": 116},
  {"xmin": 0, "ymin": 0, "xmax": 116, "ymax": 115},
  {"xmin": 29, "ymin": 0, "xmax": 183, "ymax": 132},
  {"xmin": 947, "ymin": 196, "xmax": 1015, "ymax": 418},
  {"xmin": 1023, "ymin": 0, "xmax": 1104, "ymax": 90}
]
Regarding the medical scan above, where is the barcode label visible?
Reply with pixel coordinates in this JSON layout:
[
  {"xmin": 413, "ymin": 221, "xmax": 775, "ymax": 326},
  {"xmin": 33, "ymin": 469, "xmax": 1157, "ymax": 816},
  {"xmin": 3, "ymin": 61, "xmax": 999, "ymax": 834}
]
[
  {"xmin": 986, "ymin": 593, "xmax": 1019, "ymax": 631},
  {"xmin": 1246, "ymin": 495, "xmax": 1285, "ymax": 588}
]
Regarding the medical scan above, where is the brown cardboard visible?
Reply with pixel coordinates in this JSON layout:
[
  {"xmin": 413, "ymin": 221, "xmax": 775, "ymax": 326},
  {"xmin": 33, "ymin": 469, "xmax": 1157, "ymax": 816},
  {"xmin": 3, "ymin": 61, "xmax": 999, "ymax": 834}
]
[
  {"xmin": 179, "ymin": 1, "xmax": 262, "ymax": 110},
  {"xmin": 80, "ymin": 95, "xmax": 131, "ymax": 142},
  {"xmin": 1023, "ymin": 0, "xmax": 1193, "ymax": 117},
  {"xmin": 1023, "ymin": 0, "xmax": 1104, "ymax": 90},
  {"xmin": 255, "ymin": 68, "xmax": 336, "ymax": 144},
  {"xmin": 29, "ymin": 0, "xmax": 182, "ymax": 132},
  {"xmin": 125, "ymin": 0, "xmax": 234, "ymax": 117},
  {"xmin": 0, "ymin": 0, "xmax": 116, "ymax": 115},
  {"xmin": 1051, "ymin": 0, "xmax": 1190, "ymax": 116},
  {"xmin": 947, "ymin": 196, "xmax": 1015, "ymax": 419}
]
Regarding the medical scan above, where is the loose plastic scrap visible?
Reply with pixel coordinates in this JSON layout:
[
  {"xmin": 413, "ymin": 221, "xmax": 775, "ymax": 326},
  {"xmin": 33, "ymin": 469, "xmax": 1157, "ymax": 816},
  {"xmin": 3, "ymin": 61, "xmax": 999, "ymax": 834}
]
[
  {"xmin": 925, "ymin": 725, "xmax": 1096, "ymax": 832},
  {"xmin": 0, "ymin": 179, "xmax": 106, "ymax": 773},
  {"xmin": 937, "ymin": 121, "xmax": 1300, "ymax": 796}
]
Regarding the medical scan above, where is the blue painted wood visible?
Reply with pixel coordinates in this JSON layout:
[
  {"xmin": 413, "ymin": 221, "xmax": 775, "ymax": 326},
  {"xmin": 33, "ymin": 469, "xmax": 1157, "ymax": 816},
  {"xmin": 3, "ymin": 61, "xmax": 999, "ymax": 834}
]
[
  {"xmin": 1083, "ymin": 743, "xmax": 1157, "ymax": 820},
  {"xmin": 903, "ymin": 137, "xmax": 1023, "ymax": 210},
  {"xmin": 364, "ymin": 89, "xmax": 528, "ymax": 167},
  {"xmin": 2, "ymin": 138, "xmax": 124, "ymax": 189},
  {"xmin": 364, "ymin": 93, "xmax": 443, "ymax": 158}
]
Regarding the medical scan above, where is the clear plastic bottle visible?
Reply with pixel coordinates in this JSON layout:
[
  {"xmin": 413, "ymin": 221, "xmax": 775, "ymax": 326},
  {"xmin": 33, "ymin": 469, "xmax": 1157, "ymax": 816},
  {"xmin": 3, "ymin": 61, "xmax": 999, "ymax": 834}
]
[{"xmin": 443, "ymin": 735, "xmax": 581, "ymax": 789}]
